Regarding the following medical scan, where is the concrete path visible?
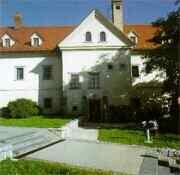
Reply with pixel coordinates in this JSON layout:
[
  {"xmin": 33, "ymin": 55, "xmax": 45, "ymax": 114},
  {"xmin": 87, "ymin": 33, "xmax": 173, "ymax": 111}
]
[
  {"xmin": 28, "ymin": 140, "xmax": 150, "ymax": 175},
  {"xmin": 61, "ymin": 120, "xmax": 98, "ymax": 141}
]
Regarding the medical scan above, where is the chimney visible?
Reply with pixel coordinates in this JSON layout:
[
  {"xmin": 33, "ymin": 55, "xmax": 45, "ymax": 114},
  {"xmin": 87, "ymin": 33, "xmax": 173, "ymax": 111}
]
[
  {"xmin": 112, "ymin": 0, "xmax": 123, "ymax": 31},
  {"xmin": 14, "ymin": 12, "xmax": 23, "ymax": 29}
]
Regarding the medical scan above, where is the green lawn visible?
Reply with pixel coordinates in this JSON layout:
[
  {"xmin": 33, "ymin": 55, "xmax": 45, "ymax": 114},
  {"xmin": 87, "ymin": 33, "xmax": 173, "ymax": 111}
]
[
  {"xmin": 99, "ymin": 128, "xmax": 180, "ymax": 149},
  {"xmin": 0, "ymin": 116, "xmax": 72, "ymax": 128},
  {"xmin": 0, "ymin": 159, "xmax": 127, "ymax": 175}
]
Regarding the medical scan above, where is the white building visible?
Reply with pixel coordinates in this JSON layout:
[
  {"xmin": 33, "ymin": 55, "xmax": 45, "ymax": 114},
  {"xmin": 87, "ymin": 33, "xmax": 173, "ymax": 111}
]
[{"xmin": 0, "ymin": 1, "xmax": 163, "ymax": 119}]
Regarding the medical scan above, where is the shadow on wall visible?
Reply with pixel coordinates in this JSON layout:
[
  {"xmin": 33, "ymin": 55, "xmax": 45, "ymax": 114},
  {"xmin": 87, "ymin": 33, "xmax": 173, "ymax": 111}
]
[
  {"xmin": 31, "ymin": 52, "xmax": 62, "ymax": 114},
  {"xmin": 62, "ymin": 49, "xmax": 132, "ymax": 121}
]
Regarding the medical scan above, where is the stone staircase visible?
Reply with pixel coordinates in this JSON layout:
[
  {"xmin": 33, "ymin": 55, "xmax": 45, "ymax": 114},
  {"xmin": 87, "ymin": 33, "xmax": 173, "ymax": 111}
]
[
  {"xmin": 139, "ymin": 152, "xmax": 180, "ymax": 175},
  {"xmin": 0, "ymin": 129, "xmax": 63, "ymax": 158}
]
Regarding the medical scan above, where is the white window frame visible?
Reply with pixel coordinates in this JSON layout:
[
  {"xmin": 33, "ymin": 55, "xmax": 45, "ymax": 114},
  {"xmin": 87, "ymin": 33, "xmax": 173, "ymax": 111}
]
[
  {"xmin": 85, "ymin": 31, "xmax": 92, "ymax": 42},
  {"xmin": 15, "ymin": 66, "xmax": 25, "ymax": 81},
  {"xmin": 100, "ymin": 31, "xmax": 106, "ymax": 42},
  {"xmin": 33, "ymin": 37, "xmax": 40, "ymax": 47},
  {"xmin": 5, "ymin": 38, "xmax": 11, "ymax": 48}
]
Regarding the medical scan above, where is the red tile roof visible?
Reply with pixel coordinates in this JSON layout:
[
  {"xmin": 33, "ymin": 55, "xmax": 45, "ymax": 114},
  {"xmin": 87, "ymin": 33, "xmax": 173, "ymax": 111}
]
[
  {"xmin": 0, "ymin": 26, "xmax": 75, "ymax": 53},
  {"xmin": 0, "ymin": 24, "xmax": 158, "ymax": 53},
  {"xmin": 124, "ymin": 24, "xmax": 158, "ymax": 50}
]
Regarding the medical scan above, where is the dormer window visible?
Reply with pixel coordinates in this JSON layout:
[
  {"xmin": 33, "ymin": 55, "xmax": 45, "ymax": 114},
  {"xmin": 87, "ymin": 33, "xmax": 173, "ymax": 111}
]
[
  {"xmin": 100, "ymin": 32, "xmax": 106, "ymax": 42},
  {"xmin": 130, "ymin": 36, "xmax": 136, "ymax": 44},
  {"xmin": 85, "ymin": 32, "xmax": 92, "ymax": 42},
  {"xmin": 1, "ymin": 33, "xmax": 15, "ymax": 48},
  {"xmin": 33, "ymin": 37, "xmax": 40, "ymax": 47},
  {"xmin": 5, "ymin": 38, "xmax": 10, "ymax": 48},
  {"xmin": 128, "ymin": 31, "xmax": 138, "ymax": 45},
  {"xmin": 30, "ymin": 33, "xmax": 42, "ymax": 47}
]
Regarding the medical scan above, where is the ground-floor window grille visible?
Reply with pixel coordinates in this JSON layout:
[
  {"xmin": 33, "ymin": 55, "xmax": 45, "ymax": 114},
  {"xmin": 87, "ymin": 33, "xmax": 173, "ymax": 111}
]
[
  {"xmin": 44, "ymin": 98, "xmax": 52, "ymax": 109},
  {"xmin": 70, "ymin": 74, "xmax": 80, "ymax": 89},
  {"xmin": 88, "ymin": 72, "xmax": 100, "ymax": 89},
  {"xmin": 132, "ymin": 65, "xmax": 140, "ymax": 77}
]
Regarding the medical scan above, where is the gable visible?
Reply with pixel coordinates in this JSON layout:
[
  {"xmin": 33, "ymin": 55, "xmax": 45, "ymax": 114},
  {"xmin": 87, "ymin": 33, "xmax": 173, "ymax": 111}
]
[{"xmin": 59, "ymin": 10, "xmax": 133, "ymax": 50}]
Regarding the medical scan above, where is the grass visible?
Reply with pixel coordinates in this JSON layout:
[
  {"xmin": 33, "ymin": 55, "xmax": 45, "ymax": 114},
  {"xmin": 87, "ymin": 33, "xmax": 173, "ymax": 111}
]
[
  {"xmin": 0, "ymin": 116, "xmax": 72, "ymax": 128},
  {"xmin": 99, "ymin": 128, "xmax": 180, "ymax": 149},
  {"xmin": 0, "ymin": 159, "xmax": 128, "ymax": 175}
]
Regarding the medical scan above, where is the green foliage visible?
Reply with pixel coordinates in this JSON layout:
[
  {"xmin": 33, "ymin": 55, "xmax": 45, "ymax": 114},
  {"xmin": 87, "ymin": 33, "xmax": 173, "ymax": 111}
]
[
  {"xmin": 0, "ymin": 159, "xmax": 125, "ymax": 175},
  {"xmin": 4, "ymin": 99, "xmax": 40, "ymax": 118},
  {"xmin": 0, "ymin": 107, "xmax": 10, "ymax": 118},
  {"xmin": 107, "ymin": 105, "xmax": 133, "ymax": 123},
  {"xmin": 130, "ymin": 81, "xmax": 165, "ymax": 121},
  {"xmin": 144, "ymin": 6, "xmax": 180, "ymax": 132}
]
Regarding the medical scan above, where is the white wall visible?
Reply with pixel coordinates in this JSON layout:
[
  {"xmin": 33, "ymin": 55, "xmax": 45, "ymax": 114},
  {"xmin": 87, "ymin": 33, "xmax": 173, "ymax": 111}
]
[
  {"xmin": 0, "ymin": 53, "xmax": 62, "ymax": 113},
  {"xmin": 62, "ymin": 49, "xmax": 131, "ymax": 114},
  {"xmin": 131, "ymin": 54, "xmax": 166, "ymax": 85},
  {"xmin": 59, "ymin": 10, "xmax": 126, "ymax": 49},
  {"xmin": 59, "ymin": 10, "xmax": 132, "ymax": 114}
]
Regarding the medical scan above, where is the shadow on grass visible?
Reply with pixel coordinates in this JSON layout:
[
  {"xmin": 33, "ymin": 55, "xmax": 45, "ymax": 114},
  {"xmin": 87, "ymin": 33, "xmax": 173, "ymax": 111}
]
[{"xmin": 42, "ymin": 115, "xmax": 77, "ymax": 119}]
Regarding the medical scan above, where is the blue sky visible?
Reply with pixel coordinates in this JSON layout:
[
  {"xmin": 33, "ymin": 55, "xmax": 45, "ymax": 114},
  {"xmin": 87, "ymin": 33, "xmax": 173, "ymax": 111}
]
[{"xmin": 0, "ymin": 0, "xmax": 178, "ymax": 26}]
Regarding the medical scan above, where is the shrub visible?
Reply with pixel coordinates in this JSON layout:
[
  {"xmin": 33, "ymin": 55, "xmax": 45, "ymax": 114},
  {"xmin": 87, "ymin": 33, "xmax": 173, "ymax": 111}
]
[
  {"xmin": 3, "ymin": 99, "xmax": 40, "ymax": 118},
  {"xmin": 130, "ymin": 81, "xmax": 165, "ymax": 122},
  {"xmin": 0, "ymin": 107, "xmax": 10, "ymax": 118}
]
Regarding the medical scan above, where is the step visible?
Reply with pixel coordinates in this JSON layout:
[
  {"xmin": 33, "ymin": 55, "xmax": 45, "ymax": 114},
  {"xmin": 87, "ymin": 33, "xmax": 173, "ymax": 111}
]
[
  {"xmin": 6, "ymin": 132, "xmax": 43, "ymax": 146},
  {"xmin": 11, "ymin": 130, "xmax": 62, "ymax": 157},
  {"xmin": 13, "ymin": 137, "xmax": 48, "ymax": 155},
  {"xmin": 139, "ymin": 156, "xmax": 158, "ymax": 175},
  {"xmin": 0, "ymin": 131, "xmax": 36, "ymax": 144},
  {"xmin": 13, "ymin": 135, "xmax": 47, "ymax": 151},
  {"xmin": 14, "ymin": 136, "xmax": 62, "ymax": 157}
]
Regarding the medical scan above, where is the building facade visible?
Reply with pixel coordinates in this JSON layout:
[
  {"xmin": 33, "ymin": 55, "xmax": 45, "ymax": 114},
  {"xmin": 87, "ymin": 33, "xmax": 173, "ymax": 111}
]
[{"xmin": 0, "ymin": 1, "xmax": 163, "ymax": 118}]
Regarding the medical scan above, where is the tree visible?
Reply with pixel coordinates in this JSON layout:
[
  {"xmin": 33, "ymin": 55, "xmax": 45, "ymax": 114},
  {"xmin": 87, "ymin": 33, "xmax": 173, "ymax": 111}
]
[{"xmin": 145, "ymin": 4, "xmax": 180, "ymax": 133}]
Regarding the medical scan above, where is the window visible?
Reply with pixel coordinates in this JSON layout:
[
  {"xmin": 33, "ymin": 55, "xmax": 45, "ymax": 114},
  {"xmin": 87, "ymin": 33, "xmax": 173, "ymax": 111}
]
[
  {"xmin": 5, "ymin": 38, "xmax": 10, "ymax": 48},
  {"xmin": 44, "ymin": 98, "xmax": 52, "ymax": 109},
  {"xmin": 116, "ymin": 5, "xmax": 120, "ymax": 9},
  {"xmin": 85, "ymin": 32, "xmax": 92, "ymax": 42},
  {"xmin": 72, "ymin": 106, "xmax": 78, "ymax": 112},
  {"xmin": 100, "ymin": 32, "xmax": 106, "ymax": 42},
  {"xmin": 107, "ymin": 64, "xmax": 113, "ymax": 70},
  {"xmin": 119, "ymin": 63, "xmax": 126, "ymax": 71},
  {"xmin": 88, "ymin": 72, "xmax": 100, "ymax": 89},
  {"xmin": 130, "ymin": 36, "xmax": 136, "ymax": 44},
  {"xmin": 16, "ymin": 67, "xmax": 24, "ymax": 80},
  {"xmin": 132, "ymin": 66, "xmax": 140, "ymax": 77},
  {"xmin": 33, "ymin": 37, "xmax": 40, "ymax": 47},
  {"xmin": 43, "ymin": 65, "xmax": 53, "ymax": 80},
  {"xmin": 70, "ymin": 74, "xmax": 80, "ymax": 89}
]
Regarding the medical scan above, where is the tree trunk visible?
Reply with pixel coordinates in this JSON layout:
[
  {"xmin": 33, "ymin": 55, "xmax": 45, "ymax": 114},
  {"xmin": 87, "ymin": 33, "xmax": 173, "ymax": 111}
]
[{"xmin": 177, "ymin": 18, "xmax": 180, "ymax": 134}]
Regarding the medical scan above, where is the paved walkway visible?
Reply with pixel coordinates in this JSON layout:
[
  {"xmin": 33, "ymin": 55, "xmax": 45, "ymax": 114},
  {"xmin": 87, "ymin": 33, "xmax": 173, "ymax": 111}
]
[
  {"xmin": 28, "ymin": 140, "xmax": 150, "ymax": 175},
  {"xmin": 61, "ymin": 120, "xmax": 98, "ymax": 141}
]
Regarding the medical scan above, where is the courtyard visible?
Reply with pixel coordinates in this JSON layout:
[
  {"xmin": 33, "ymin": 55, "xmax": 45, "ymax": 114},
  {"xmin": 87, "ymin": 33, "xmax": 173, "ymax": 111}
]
[{"xmin": 0, "ymin": 119, "xmax": 179, "ymax": 174}]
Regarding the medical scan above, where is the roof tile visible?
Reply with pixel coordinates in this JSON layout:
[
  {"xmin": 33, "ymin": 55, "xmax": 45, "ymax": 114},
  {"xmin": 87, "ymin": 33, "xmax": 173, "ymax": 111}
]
[{"xmin": 0, "ymin": 24, "xmax": 158, "ymax": 52}]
